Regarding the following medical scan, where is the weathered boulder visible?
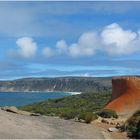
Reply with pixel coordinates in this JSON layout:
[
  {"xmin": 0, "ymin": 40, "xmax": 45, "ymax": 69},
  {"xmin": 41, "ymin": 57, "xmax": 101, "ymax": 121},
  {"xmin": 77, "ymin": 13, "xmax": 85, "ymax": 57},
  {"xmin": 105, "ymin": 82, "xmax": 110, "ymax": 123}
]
[{"xmin": 105, "ymin": 76, "xmax": 140, "ymax": 117}]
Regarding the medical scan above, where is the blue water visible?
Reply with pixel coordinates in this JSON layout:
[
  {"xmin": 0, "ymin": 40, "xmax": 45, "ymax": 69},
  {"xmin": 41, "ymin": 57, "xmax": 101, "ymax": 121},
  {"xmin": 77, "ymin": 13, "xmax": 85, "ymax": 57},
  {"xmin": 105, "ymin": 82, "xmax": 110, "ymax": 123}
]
[{"xmin": 0, "ymin": 92, "xmax": 72, "ymax": 107}]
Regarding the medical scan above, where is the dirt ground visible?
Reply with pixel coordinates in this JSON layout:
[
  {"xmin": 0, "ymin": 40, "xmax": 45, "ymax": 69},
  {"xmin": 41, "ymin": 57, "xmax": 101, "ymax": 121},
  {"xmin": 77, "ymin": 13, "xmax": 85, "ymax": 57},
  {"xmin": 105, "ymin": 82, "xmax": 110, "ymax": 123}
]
[{"xmin": 94, "ymin": 121, "xmax": 129, "ymax": 139}]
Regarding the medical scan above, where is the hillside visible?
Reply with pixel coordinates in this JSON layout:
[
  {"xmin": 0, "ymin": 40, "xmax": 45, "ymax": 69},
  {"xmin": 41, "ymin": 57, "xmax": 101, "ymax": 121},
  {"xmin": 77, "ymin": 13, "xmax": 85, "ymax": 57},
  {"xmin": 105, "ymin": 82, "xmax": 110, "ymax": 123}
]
[
  {"xmin": 0, "ymin": 77, "xmax": 112, "ymax": 92},
  {"xmin": 19, "ymin": 92, "xmax": 111, "ymax": 119}
]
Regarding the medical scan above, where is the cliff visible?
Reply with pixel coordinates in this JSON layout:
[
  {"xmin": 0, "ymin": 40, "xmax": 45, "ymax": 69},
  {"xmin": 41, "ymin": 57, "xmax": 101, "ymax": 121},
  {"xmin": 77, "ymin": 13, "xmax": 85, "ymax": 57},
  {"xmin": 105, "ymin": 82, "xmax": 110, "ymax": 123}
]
[
  {"xmin": 105, "ymin": 76, "xmax": 140, "ymax": 117},
  {"xmin": 0, "ymin": 77, "xmax": 111, "ymax": 92}
]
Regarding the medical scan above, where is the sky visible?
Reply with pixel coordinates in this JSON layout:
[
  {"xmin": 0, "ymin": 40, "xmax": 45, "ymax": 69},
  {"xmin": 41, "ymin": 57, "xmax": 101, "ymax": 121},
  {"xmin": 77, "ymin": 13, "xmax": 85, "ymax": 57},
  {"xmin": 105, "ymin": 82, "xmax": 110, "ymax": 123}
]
[{"xmin": 1, "ymin": 1, "xmax": 140, "ymax": 80}]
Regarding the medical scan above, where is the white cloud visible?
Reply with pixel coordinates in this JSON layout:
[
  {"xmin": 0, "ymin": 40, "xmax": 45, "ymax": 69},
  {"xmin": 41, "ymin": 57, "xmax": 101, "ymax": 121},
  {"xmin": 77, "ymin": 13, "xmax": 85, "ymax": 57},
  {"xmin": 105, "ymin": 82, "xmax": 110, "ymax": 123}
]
[
  {"xmin": 56, "ymin": 40, "xmax": 68, "ymax": 54},
  {"xmin": 101, "ymin": 23, "xmax": 138, "ymax": 55},
  {"xmin": 80, "ymin": 73, "xmax": 91, "ymax": 77},
  {"xmin": 15, "ymin": 23, "xmax": 140, "ymax": 59},
  {"xmin": 42, "ymin": 23, "xmax": 140, "ymax": 57},
  {"xmin": 51, "ymin": 23, "xmax": 140, "ymax": 57},
  {"xmin": 46, "ymin": 32, "xmax": 100, "ymax": 58},
  {"xmin": 101, "ymin": 23, "xmax": 137, "ymax": 47},
  {"xmin": 43, "ymin": 47, "xmax": 54, "ymax": 57},
  {"xmin": 69, "ymin": 32, "xmax": 99, "ymax": 57},
  {"xmin": 16, "ymin": 37, "xmax": 37, "ymax": 58},
  {"xmin": 43, "ymin": 23, "xmax": 140, "ymax": 57}
]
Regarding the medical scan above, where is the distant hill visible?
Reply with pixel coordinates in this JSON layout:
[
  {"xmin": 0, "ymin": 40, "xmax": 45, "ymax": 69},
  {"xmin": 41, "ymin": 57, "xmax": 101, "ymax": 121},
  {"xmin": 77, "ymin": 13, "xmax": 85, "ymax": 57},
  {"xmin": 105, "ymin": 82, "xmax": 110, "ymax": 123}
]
[{"xmin": 0, "ymin": 77, "xmax": 112, "ymax": 92}]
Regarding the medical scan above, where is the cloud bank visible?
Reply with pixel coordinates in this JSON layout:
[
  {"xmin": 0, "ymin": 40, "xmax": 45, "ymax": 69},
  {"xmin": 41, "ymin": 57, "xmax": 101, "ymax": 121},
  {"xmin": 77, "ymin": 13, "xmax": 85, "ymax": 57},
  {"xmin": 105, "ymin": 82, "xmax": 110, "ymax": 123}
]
[
  {"xmin": 1, "ymin": 2, "xmax": 140, "ymax": 37},
  {"xmin": 42, "ymin": 23, "xmax": 140, "ymax": 58},
  {"xmin": 16, "ymin": 23, "xmax": 140, "ymax": 59}
]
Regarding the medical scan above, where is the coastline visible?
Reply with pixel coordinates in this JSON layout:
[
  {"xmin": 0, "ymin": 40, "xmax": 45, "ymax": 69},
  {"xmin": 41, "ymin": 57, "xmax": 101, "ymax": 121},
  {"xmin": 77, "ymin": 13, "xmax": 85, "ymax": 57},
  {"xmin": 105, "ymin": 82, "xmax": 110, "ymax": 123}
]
[
  {"xmin": 67, "ymin": 92, "xmax": 82, "ymax": 95},
  {"xmin": 0, "ymin": 91, "xmax": 82, "ymax": 95}
]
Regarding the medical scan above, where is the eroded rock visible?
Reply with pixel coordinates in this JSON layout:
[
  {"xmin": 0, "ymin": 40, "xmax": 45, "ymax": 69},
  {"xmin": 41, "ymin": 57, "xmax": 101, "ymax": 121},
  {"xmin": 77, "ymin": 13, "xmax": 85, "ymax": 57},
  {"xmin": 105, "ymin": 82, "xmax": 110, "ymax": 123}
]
[{"xmin": 105, "ymin": 76, "xmax": 140, "ymax": 117}]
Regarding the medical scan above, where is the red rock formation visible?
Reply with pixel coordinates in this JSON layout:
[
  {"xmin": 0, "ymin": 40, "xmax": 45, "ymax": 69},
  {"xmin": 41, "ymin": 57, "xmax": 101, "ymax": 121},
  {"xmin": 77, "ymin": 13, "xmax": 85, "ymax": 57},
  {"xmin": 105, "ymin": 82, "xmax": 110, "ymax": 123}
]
[{"xmin": 105, "ymin": 76, "xmax": 140, "ymax": 117}]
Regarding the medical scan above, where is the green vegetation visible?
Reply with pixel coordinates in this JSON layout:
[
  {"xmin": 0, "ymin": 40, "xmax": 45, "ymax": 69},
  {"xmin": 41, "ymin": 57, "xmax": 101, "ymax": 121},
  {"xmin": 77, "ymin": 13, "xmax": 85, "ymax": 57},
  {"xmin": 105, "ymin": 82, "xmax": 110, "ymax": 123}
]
[
  {"xmin": 97, "ymin": 109, "xmax": 118, "ymax": 118},
  {"xmin": 19, "ymin": 92, "xmax": 111, "ymax": 123},
  {"xmin": 127, "ymin": 110, "xmax": 140, "ymax": 138},
  {"xmin": 85, "ymin": 112, "xmax": 98, "ymax": 123},
  {"xmin": 77, "ymin": 111, "xmax": 98, "ymax": 123}
]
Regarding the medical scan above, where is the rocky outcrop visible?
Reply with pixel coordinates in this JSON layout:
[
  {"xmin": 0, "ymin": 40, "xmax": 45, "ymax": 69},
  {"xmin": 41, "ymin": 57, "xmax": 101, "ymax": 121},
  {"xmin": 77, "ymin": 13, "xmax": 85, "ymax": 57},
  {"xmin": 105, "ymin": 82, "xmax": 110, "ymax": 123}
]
[
  {"xmin": 0, "ymin": 106, "xmax": 40, "ymax": 116},
  {"xmin": 105, "ymin": 77, "xmax": 140, "ymax": 117}
]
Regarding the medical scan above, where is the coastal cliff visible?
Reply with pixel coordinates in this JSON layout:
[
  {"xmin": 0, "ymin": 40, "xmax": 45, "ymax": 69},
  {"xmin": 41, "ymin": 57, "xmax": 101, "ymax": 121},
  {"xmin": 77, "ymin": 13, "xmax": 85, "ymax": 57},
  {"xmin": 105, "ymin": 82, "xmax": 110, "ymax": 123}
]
[{"xmin": 0, "ymin": 77, "xmax": 111, "ymax": 92}]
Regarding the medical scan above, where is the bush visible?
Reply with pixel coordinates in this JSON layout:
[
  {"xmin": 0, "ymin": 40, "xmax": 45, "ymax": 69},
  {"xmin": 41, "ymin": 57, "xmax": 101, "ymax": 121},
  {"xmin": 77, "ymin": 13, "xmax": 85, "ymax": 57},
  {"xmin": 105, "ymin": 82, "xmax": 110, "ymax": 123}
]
[
  {"xmin": 85, "ymin": 112, "xmax": 98, "ymax": 123},
  {"xmin": 78, "ymin": 112, "xmax": 87, "ymax": 121},
  {"xmin": 127, "ymin": 110, "xmax": 140, "ymax": 138},
  {"xmin": 78, "ymin": 112, "xmax": 98, "ymax": 123},
  {"xmin": 133, "ymin": 110, "xmax": 140, "ymax": 116},
  {"xmin": 97, "ymin": 109, "xmax": 118, "ymax": 118},
  {"xmin": 59, "ymin": 109, "xmax": 78, "ymax": 120}
]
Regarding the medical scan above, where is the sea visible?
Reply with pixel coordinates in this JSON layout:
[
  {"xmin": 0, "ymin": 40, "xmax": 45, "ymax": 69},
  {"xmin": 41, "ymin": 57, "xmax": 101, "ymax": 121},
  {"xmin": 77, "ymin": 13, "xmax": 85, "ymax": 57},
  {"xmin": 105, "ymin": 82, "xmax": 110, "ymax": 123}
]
[{"xmin": 0, "ymin": 91, "xmax": 78, "ymax": 107}]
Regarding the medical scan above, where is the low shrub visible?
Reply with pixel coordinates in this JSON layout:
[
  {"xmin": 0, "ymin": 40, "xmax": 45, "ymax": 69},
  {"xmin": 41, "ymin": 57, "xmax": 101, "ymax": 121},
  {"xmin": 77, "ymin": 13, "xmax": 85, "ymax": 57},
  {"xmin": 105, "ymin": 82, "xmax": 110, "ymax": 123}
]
[
  {"xmin": 133, "ymin": 110, "xmax": 140, "ymax": 116},
  {"xmin": 127, "ymin": 110, "xmax": 140, "ymax": 138},
  {"xmin": 59, "ymin": 109, "xmax": 78, "ymax": 120},
  {"xmin": 78, "ymin": 112, "xmax": 87, "ymax": 121},
  {"xmin": 97, "ymin": 109, "xmax": 118, "ymax": 118},
  {"xmin": 78, "ymin": 112, "xmax": 98, "ymax": 123},
  {"xmin": 85, "ymin": 112, "xmax": 98, "ymax": 123}
]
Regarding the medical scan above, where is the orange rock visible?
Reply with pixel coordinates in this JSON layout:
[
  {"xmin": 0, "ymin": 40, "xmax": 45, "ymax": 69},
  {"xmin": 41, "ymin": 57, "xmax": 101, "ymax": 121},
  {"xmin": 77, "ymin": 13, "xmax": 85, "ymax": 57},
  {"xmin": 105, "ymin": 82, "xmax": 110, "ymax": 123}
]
[{"xmin": 105, "ymin": 76, "xmax": 140, "ymax": 117}]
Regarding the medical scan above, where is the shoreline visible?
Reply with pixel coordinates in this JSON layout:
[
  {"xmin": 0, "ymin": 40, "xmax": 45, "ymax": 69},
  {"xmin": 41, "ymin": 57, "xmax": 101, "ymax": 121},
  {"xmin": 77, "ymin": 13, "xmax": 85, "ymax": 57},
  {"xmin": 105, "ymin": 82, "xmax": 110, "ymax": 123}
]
[
  {"xmin": 0, "ymin": 91, "xmax": 82, "ymax": 95},
  {"xmin": 67, "ymin": 92, "xmax": 82, "ymax": 95}
]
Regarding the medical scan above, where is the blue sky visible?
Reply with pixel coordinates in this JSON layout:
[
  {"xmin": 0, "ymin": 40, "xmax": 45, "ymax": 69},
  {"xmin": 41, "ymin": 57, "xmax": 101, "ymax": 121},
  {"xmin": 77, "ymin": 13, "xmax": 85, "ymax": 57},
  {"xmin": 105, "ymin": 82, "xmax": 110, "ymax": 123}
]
[{"xmin": 1, "ymin": 1, "xmax": 140, "ymax": 80}]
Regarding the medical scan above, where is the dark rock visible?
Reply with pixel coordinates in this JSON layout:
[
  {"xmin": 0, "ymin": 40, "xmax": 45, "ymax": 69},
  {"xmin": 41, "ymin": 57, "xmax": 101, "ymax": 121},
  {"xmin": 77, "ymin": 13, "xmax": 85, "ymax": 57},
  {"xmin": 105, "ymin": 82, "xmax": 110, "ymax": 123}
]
[{"xmin": 101, "ymin": 119, "xmax": 109, "ymax": 124}]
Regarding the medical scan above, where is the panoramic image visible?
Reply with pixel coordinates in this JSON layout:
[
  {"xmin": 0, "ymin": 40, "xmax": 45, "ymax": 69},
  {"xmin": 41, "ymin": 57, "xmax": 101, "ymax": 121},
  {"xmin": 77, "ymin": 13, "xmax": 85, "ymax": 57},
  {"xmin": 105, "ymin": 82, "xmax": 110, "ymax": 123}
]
[{"xmin": 0, "ymin": 1, "xmax": 140, "ymax": 139}]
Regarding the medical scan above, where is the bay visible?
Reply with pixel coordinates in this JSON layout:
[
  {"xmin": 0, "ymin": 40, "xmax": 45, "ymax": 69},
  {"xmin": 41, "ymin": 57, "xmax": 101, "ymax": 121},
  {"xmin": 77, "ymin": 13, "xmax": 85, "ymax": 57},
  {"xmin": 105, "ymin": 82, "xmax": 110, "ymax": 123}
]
[{"xmin": 0, "ymin": 92, "xmax": 72, "ymax": 107}]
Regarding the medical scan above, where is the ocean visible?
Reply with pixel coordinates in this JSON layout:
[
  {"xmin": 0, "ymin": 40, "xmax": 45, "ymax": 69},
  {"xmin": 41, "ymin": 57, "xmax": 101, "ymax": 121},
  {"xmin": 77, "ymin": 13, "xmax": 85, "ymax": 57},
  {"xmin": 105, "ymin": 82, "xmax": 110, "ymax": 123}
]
[{"xmin": 0, "ymin": 92, "xmax": 73, "ymax": 107}]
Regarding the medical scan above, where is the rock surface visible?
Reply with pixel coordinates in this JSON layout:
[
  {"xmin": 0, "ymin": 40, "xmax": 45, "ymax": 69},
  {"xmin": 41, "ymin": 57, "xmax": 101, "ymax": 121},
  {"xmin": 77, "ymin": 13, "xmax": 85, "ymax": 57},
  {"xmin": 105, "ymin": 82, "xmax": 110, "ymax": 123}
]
[
  {"xmin": 0, "ymin": 108, "xmax": 106, "ymax": 139},
  {"xmin": 105, "ymin": 76, "xmax": 140, "ymax": 117},
  {"xmin": 108, "ymin": 127, "xmax": 119, "ymax": 132},
  {"xmin": 0, "ymin": 106, "xmax": 40, "ymax": 116}
]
